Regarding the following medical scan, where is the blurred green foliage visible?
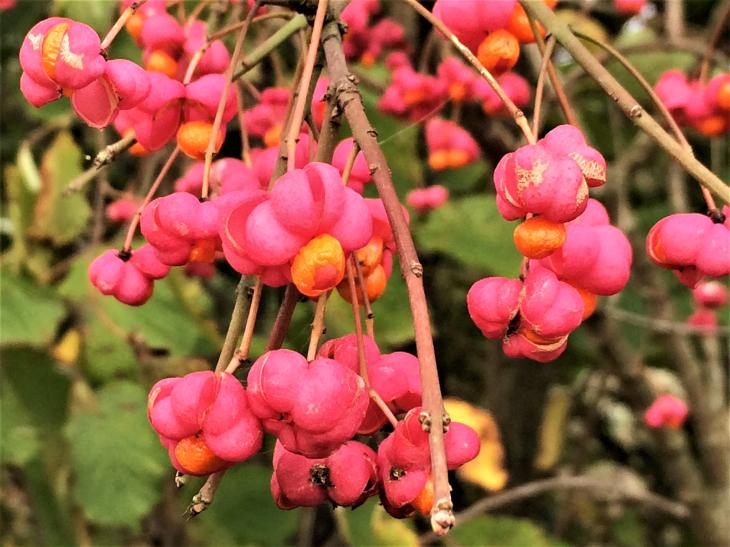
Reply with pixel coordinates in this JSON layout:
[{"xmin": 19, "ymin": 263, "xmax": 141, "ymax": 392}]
[{"xmin": 1, "ymin": 0, "xmax": 728, "ymax": 546}]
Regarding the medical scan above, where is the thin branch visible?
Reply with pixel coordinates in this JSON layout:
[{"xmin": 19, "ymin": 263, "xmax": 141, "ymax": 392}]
[
  {"xmin": 698, "ymin": 0, "xmax": 730, "ymax": 83},
  {"xmin": 233, "ymin": 14, "xmax": 309, "ymax": 80},
  {"xmin": 526, "ymin": 15, "xmax": 578, "ymax": 127},
  {"xmin": 521, "ymin": 0, "xmax": 730, "ymax": 205},
  {"xmin": 346, "ymin": 257, "xmax": 398, "ymax": 428},
  {"xmin": 225, "ymin": 278, "xmax": 264, "ymax": 374},
  {"xmin": 531, "ymin": 35, "xmax": 557, "ymax": 136},
  {"xmin": 284, "ymin": 0, "xmax": 328, "ymax": 172},
  {"xmin": 306, "ymin": 292, "xmax": 329, "ymax": 361},
  {"xmin": 570, "ymin": 29, "xmax": 718, "ymax": 213},
  {"xmin": 121, "ymin": 146, "xmax": 180, "ymax": 253},
  {"xmin": 64, "ymin": 134, "xmax": 136, "ymax": 195},
  {"xmin": 215, "ymin": 277, "xmax": 251, "ymax": 372},
  {"xmin": 265, "ymin": 284, "xmax": 300, "ymax": 351},
  {"xmin": 449, "ymin": 475, "xmax": 689, "ymax": 529},
  {"xmin": 322, "ymin": 22, "xmax": 454, "ymax": 536},
  {"xmin": 100, "ymin": 0, "xmax": 147, "ymax": 51},
  {"xmin": 604, "ymin": 306, "xmax": 730, "ymax": 337}
]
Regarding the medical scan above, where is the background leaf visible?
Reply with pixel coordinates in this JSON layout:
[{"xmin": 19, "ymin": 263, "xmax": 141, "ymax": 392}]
[
  {"xmin": 0, "ymin": 272, "xmax": 66, "ymax": 347},
  {"xmin": 28, "ymin": 131, "xmax": 91, "ymax": 246},
  {"xmin": 415, "ymin": 195, "xmax": 522, "ymax": 277},
  {"xmin": 64, "ymin": 381, "xmax": 168, "ymax": 529}
]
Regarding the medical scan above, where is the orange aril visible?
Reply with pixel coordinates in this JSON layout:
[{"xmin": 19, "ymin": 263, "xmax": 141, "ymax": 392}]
[
  {"xmin": 403, "ymin": 88, "xmax": 426, "ymax": 106},
  {"xmin": 190, "ymin": 239, "xmax": 217, "ymax": 263},
  {"xmin": 428, "ymin": 150, "xmax": 450, "ymax": 171},
  {"xmin": 41, "ymin": 23, "xmax": 69, "ymax": 79},
  {"xmin": 412, "ymin": 475, "xmax": 434, "ymax": 516},
  {"xmin": 477, "ymin": 30, "xmax": 520, "ymax": 76},
  {"xmin": 263, "ymin": 123, "xmax": 282, "ymax": 148},
  {"xmin": 125, "ymin": 13, "xmax": 144, "ymax": 42},
  {"xmin": 446, "ymin": 149, "xmax": 471, "ymax": 169},
  {"xmin": 717, "ymin": 81, "xmax": 730, "ymax": 111},
  {"xmin": 574, "ymin": 286, "xmax": 597, "ymax": 319},
  {"xmin": 513, "ymin": 216, "xmax": 566, "ymax": 259},
  {"xmin": 175, "ymin": 434, "xmax": 227, "ymax": 476},
  {"xmin": 354, "ymin": 236, "xmax": 384, "ymax": 276},
  {"xmin": 177, "ymin": 121, "xmax": 224, "ymax": 160},
  {"xmin": 448, "ymin": 82, "xmax": 468, "ymax": 102},
  {"xmin": 523, "ymin": 328, "xmax": 563, "ymax": 346},
  {"xmin": 506, "ymin": 4, "xmax": 546, "ymax": 44},
  {"xmin": 695, "ymin": 115, "xmax": 727, "ymax": 137},
  {"xmin": 337, "ymin": 263, "xmax": 388, "ymax": 304},
  {"xmin": 360, "ymin": 51, "xmax": 376, "ymax": 67},
  {"xmin": 290, "ymin": 234, "xmax": 346, "ymax": 297},
  {"xmin": 145, "ymin": 49, "xmax": 178, "ymax": 79}
]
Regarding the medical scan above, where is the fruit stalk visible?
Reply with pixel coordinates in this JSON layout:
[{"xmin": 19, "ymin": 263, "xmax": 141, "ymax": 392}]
[
  {"xmin": 201, "ymin": 0, "xmax": 261, "ymax": 198},
  {"xmin": 321, "ymin": 22, "xmax": 454, "ymax": 536}
]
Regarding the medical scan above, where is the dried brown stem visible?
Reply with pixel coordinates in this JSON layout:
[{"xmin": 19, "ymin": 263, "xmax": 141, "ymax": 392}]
[
  {"xmin": 322, "ymin": 23, "xmax": 454, "ymax": 536},
  {"xmin": 521, "ymin": 0, "xmax": 730, "ymax": 205}
]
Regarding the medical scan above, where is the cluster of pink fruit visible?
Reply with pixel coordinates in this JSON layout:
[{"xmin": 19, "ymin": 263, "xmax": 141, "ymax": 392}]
[
  {"xmin": 380, "ymin": 53, "xmax": 529, "ymax": 122},
  {"xmin": 468, "ymin": 125, "xmax": 633, "ymax": 362},
  {"xmin": 90, "ymin": 160, "xmax": 396, "ymax": 304},
  {"xmin": 148, "ymin": 336, "xmax": 480, "ymax": 516},
  {"xmin": 655, "ymin": 70, "xmax": 730, "ymax": 138},
  {"xmin": 19, "ymin": 13, "xmax": 240, "ymax": 159}
]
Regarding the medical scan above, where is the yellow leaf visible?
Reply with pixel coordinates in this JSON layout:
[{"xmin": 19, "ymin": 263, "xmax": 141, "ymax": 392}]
[
  {"xmin": 52, "ymin": 328, "xmax": 81, "ymax": 365},
  {"xmin": 534, "ymin": 386, "xmax": 569, "ymax": 471},
  {"xmin": 444, "ymin": 398, "xmax": 508, "ymax": 492},
  {"xmin": 371, "ymin": 502, "xmax": 419, "ymax": 547}
]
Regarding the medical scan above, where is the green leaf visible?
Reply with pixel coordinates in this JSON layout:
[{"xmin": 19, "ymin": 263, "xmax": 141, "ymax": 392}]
[
  {"xmin": 415, "ymin": 195, "xmax": 521, "ymax": 277},
  {"xmin": 434, "ymin": 160, "xmax": 490, "ymax": 195},
  {"xmin": 3, "ymin": 165, "xmax": 37, "ymax": 270},
  {"xmin": 189, "ymin": 463, "xmax": 299, "ymax": 546},
  {"xmin": 28, "ymin": 131, "xmax": 91, "ymax": 246},
  {"xmin": 65, "ymin": 381, "xmax": 168, "ymax": 529},
  {"xmin": 451, "ymin": 515, "xmax": 569, "ymax": 547},
  {"xmin": 54, "ymin": 0, "xmax": 115, "ymax": 33},
  {"xmin": 0, "ymin": 272, "xmax": 66, "ymax": 347},
  {"xmin": 1, "ymin": 348, "xmax": 71, "ymax": 466}
]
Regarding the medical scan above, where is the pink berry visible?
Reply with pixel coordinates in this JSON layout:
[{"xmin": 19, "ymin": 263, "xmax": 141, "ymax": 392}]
[
  {"xmin": 271, "ymin": 440, "xmax": 378, "ymax": 509},
  {"xmin": 147, "ymin": 370, "xmax": 263, "ymax": 474},
  {"xmin": 247, "ymin": 350, "xmax": 370, "ymax": 457},
  {"xmin": 692, "ymin": 280, "xmax": 729, "ymax": 308},
  {"xmin": 644, "ymin": 394, "xmax": 688, "ymax": 429}
]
